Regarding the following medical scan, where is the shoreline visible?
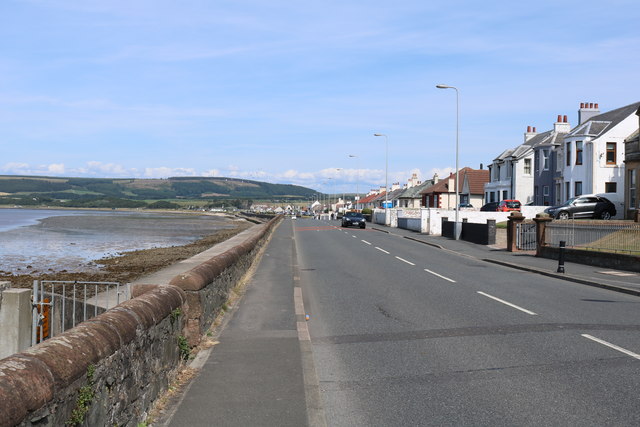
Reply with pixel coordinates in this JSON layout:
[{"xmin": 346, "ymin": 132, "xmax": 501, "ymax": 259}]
[{"xmin": 0, "ymin": 221, "xmax": 252, "ymax": 289}]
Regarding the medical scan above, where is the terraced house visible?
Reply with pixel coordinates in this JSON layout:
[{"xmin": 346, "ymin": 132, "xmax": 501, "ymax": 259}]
[
  {"xmin": 624, "ymin": 106, "xmax": 640, "ymax": 219},
  {"xmin": 560, "ymin": 101, "xmax": 640, "ymax": 216}
]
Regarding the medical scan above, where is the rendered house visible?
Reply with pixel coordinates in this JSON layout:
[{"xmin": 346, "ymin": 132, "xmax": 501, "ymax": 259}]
[
  {"xmin": 560, "ymin": 101, "xmax": 640, "ymax": 213},
  {"xmin": 421, "ymin": 167, "xmax": 487, "ymax": 208},
  {"xmin": 485, "ymin": 126, "xmax": 558, "ymax": 205},
  {"xmin": 460, "ymin": 168, "xmax": 490, "ymax": 208},
  {"xmin": 624, "ymin": 106, "xmax": 640, "ymax": 219},
  {"xmin": 532, "ymin": 115, "xmax": 572, "ymax": 206}
]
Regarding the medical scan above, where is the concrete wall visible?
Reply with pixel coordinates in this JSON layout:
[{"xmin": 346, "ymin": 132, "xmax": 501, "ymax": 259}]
[
  {"xmin": 390, "ymin": 207, "xmax": 547, "ymax": 235},
  {"xmin": 0, "ymin": 216, "xmax": 281, "ymax": 427},
  {"xmin": 0, "ymin": 287, "xmax": 32, "ymax": 360}
]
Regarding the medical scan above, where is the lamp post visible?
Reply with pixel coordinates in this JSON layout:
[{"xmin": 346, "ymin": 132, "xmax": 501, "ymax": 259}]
[
  {"xmin": 373, "ymin": 133, "xmax": 389, "ymax": 224},
  {"xmin": 436, "ymin": 84, "xmax": 460, "ymax": 240},
  {"xmin": 348, "ymin": 154, "xmax": 359, "ymax": 210}
]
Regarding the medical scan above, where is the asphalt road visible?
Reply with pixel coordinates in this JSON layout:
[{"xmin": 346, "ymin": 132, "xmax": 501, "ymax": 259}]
[{"xmin": 293, "ymin": 218, "xmax": 640, "ymax": 426}]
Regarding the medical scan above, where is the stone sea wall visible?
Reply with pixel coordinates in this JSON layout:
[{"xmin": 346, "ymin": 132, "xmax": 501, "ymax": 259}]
[{"xmin": 0, "ymin": 216, "xmax": 281, "ymax": 427}]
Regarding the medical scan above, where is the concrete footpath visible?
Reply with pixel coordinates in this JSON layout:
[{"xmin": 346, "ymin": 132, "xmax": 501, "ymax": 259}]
[
  {"xmin": 369, "ymin": 222, "xmax": 640, "ymax": 297},
  {"xmin": 156, "ymin": 219, "xmax": 312, "ymax": 427}
]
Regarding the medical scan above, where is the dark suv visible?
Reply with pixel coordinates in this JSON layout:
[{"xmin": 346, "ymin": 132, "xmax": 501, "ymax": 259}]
[
  {"xmin": 544, "ymin": 195, "xmax": 617, "ymax": 220},
  {"xmin": 341, "ymin": 212, "xmax": 366, "ymax": 228}
]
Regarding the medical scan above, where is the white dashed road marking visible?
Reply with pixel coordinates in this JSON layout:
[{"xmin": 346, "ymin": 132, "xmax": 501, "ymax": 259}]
[
  {"xmin": 424, "ymin": 269, "xmax": 456, "ymax": 283},
  {"xmin": 395, "ymin": 256, "xmax": 415, "ymax": 266},
  {"xmin": 582, "ymin": 334, "xmax": 640, "ymax": 360},
  {"xmin": 477, "ymin": 291, "xmax": 537, "ymax": 315},
  {"xmin": 375, "ymin": 247, "xmax": 390, "ymax": 254}
]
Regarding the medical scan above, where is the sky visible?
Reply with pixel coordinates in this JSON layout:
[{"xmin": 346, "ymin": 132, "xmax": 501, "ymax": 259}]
[{"xmin": 1, "ymin": 0, "xmax": 639, "ymax": 194}]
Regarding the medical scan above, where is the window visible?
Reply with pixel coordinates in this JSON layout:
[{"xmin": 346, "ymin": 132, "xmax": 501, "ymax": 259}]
[
  {"xmin": 556, "ymin": 150, "xmax": 562, "ymax": 172},
  {"xmin": 566, "ymin": 142, "xmax": 572, "ymax": 166},
  {"xmin": 565, "ymin": 182, "xmax": 570, "ymax": 200},
  {"xmin": 502, "ymin": 190, "xmax": 508, "ymax": 200},
  {"xmin": 490, "ymin": 192, "xmax": 495, "ymax": 202},
  {"xmin": 534, "ymin": 151, "xmax": 540, "ymax": 173},
  {"xmin": 630, "ymin": 169, "xmax": 637, "ymax": 209},
  {"xmin": 534, "ymin": 186, "xmax": 539, "ymax": 204},
  {"xmin": 506, "ymin": 161, "xmax": 512, "ymax": 178},
  {"xmin": 542, "ymin": 149, "xmax": 549, "ymax": 170},
  {"xmin": 524, "ymin": 158, "xmax": 531, "ymax": 175},
  {"xmin": 605, "ymin": 182, "xmax": 617, "ymax": 193},
  {"xmin": 543, "ymin": 186, "xmax": 550, "ymax": 206},
  {"xmin": 576, "ymin": 142, "xmax": 583, "ymax": 165},
  {"xmin": 575, "ymin": 181, "xmax": 582, "ymax": 197},
  {"xmin": 555, "ymin": 183, "xmax": 561, "ymax": 205},
  {"xmin": 606, "ymin": 143, "xmax": 616, "ymax": 165}
]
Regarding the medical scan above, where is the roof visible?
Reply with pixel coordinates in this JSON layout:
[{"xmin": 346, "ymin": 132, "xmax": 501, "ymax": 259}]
[
  {"xmin": 358, "ymin": 192, "xmax": 381, "ymax": 204},
  {"xmin": 568, "ymin": 101, "xmax": 640, "ymax": 138},
  {"xmin": 420, "ymin": 167, "xmax": 489, "ymax": 196},
  {"xmin": 462, "ymin": 169, "xmax": 490, "ymax": 195},
  {"xmin": 398, "ymin": 179, "xmax": 434, "ymax": 199}
]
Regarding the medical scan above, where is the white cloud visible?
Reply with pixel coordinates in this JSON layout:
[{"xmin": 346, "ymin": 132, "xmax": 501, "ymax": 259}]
[
  {"xmin": 144, "ymin": 167, "xmax": 197, "ymax": 178},
  {"xmin": 1, "ymin": 162, "xmax": 30, "ymax": 173},
  {"xmin": 47, "ymin": 163, "xmax": 65, "ymax": 174}
]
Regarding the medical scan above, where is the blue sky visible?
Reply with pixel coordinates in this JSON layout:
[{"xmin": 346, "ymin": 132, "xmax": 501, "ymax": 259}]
[{"xmin": 1, "ymin": 0, "xmax": 639, "ymax": 194}]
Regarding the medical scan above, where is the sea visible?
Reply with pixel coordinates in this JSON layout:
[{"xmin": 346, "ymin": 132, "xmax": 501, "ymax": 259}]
[{"xmin": 0, "ymin": 208, "xmax": 236, "ymax": 275}]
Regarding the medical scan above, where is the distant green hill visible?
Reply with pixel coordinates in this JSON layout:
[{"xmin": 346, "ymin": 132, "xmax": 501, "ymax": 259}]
[{"xmin": 0, "ymin": 175, "xmax": 319, "ymax": 208}]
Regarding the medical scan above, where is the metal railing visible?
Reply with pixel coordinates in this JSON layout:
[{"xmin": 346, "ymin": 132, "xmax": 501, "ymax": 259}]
[
  {"xmin": 545, "ymin": 221, "xmax": 640, "ymax": 254},
  {"xmin": 516, "ymin": 222, "xmax": 537, "ymax": 251},
  {"xmin": 32, "ymin": 280, "xmax": 130, "ymax": 345}
]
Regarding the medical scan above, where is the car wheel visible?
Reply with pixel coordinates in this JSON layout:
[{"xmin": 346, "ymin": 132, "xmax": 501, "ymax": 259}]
[
  {"xmin": 600, "ymin": 210, "xmax": 612, "ymax": 220},
  {"xmin": 360, "ymin": 224, "xmax": 366, "ymax": 229},
  {"xmin": 557, "ymin": 211, "xmax": 569, "ymax": 220}
]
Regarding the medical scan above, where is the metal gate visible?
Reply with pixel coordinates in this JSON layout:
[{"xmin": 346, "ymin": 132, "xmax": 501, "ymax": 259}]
[
  {"xmin": 32, "ymin": 280, "xmax": 129, "ymax": 345},
  {"xmin": 516, "ymin": 223, "xmax": 537, "ymax": 251}
]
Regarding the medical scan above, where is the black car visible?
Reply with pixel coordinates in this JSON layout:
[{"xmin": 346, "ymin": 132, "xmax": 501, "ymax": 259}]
[
  {"xmin": 341, "ymin": 211, "xmax": 366, "ymax": 228},
  {"xmin": 480, "ymin": 202, "xmax": 499, "ymax": 212},
  {"xmin": 544, "ymin": 195, "xmax": 617, "ymax": 220}
]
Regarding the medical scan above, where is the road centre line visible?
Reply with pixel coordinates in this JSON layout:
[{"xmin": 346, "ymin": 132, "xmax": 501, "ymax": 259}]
[
  {"xmin": 362, "ymin": 240, "xmax": 372, "ymax": 245},
  {"xmin": 424, "ymin": 269, "xmax": 456, "ymax": 283},
  {"xmin": 375, "ymin": 247, "xmax": 390, "ymax": 254},
  {"xmin": 395, "ymin": 256, "xmax": 415, "ymax": 266},
  {"xmin": 581, "ymin": 334, "xmax": 640, "ymax": 360},
  {"xmin": 477, "ymin": 291, "xmax": 537, "ymax": 315}
]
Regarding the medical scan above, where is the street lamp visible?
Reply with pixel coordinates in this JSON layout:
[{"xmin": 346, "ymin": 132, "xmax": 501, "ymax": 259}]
[
  {"xmin": 374, "ymin": 133, "xmax": 389, "ymax": 225},
  {"xmin": 348, "ymin": 154, "xmax": 359, "ymax": 210},
  {"xmin": 436, "ymin": 84, "xmax": 460, "ymax": 239}
]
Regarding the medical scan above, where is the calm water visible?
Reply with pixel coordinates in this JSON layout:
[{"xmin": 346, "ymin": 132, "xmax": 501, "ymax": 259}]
[{"xmin": 0, "ymin": 209, "xmax": 236, "ymax": 274}]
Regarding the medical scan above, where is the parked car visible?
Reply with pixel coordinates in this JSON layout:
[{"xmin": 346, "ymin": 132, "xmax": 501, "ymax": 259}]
[
  {"xmin": 544, "ymin": 195, "xmax": 617, "ymax": 220},
  {"xmin": 497, "ymin": 200, "xmax": 521, "ymax": 212},
  {"xmin": 480, "ymin": 202, "xmax": 499, "ymax": 212},
  {"xmin": 341, "ymin": 211, "xmax": 366, "ymax": 228},
  {"xmin": 458, "ymin": 203, "xmax": 474, "ymax": 209}
]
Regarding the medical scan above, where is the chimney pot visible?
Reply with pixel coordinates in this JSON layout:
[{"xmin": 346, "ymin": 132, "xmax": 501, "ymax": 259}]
[
  {"xmin": 557, "ymin": 114, "xmax": 562, "ymax": 122},
  {"xmin": 533, "ymin": 127, "xmax": 536, "ymax": 132},
  {"xmin": 563, "ymin": 115, "xmax": 568, "ymax": 123},
  {"xmin": 580, "ymin": 103, "xmax": 584, "ymax": 108},
  {"xmin": 595, "ymin": 103, "xmax": 599, "ymax": 109},
  {"xmin": 527, "ymin": 125, "xmax": 531, "ymax": 132},
  {"xmin": 590, "ymin": 103, "xmax": 594, "ymax": 108}
]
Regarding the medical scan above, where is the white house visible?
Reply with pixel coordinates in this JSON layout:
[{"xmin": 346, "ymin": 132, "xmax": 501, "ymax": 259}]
[
  {"xmin": 485, "ymin": 126, "xmax": 555, "ymax": 204},
  {"xmin": 561, "ymin": 101, "xmax": 640, "ymax": 212}
]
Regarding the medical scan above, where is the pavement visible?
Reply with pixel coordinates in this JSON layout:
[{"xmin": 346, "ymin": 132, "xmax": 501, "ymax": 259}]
[{"xmin": 368, "ymin": 222, "xmax": 640, "ymax": 297}]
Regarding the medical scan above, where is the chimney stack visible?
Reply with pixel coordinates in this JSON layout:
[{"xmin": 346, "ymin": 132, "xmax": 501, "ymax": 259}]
[
  {"xmin": 578, "ymin": 102, "xmax": 600, "ymax": 125},
  {"xmin": 554, "ymin": 114, "xmax": 571, "ymax": 133},
  {"xmin": 525, "ymin": 125, "xmax": 537, "ymax": 142}
]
